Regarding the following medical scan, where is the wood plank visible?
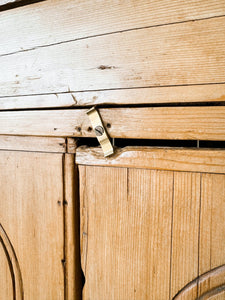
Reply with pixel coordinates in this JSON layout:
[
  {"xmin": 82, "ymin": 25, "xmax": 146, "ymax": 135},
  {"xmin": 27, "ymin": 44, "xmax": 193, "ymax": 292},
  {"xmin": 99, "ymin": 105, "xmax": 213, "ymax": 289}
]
[
  {"xmin": 0, "ymin": 135, "xmax": 66, "ymax": 152},
  {"xmin": 76, "ymin": 147, "xmax": 225, "ymax": 174},
  {"xmin": 0, "ymin": 151, "xmax": 64, "ymax": 299},
  {"xmin": 0, "ymin": 237, "xmax": 14, "ymax": 300},
  {"xmin": 79, "ymin": 166, "xmax": 173, "ymax": 299},
  {"xmin": 174, "ymin": 265, "xmax": 225, "ymax": 299},
  {"xmin": 64, "ymin": 154, "xmax": 82, "ymax": 300},
  {"xmin": 0, "ymin": 106, "xmax": 224, "ymax": 141},
  {"xmin": 1, "ymin": 17, "xmax": 225, "ymax": 96},
  {"xmin": 1, "ymin": 0, "xmax": 225, "ymax": 57},
  {"xmin": 199, "ymin": 174, "xmax": 225, "ymax": 295},
  {"xmin": 171, "ymin": 172, "xmax": 201, "ymax": 298},
  {"xmin": 1, "ymin": 83, "xmax": 225, "ymax": 109}
]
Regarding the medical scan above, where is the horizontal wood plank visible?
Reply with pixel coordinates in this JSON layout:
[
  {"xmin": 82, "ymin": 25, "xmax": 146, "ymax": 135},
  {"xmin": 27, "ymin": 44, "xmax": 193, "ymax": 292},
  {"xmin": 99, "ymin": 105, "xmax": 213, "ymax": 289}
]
[
  {"xmin": 1, "ymin": 17, "xmax": 225, "ymax": 96},
  {"xmin": 0, "ymin": 107, "xmax": 224, "ymax": 140},
  {"xmin": 0, "ymin": 135, "xmax": 66, "ymax": 152},
  {"xmin": 1, "ymin": 84, "xmax": 225, "ymax": 109},
  {"xmin": 76, "ymin": 147, "xmax": 225, "ymax": 174},
  {"xmin": 1, "ymin": 0, "xmax": 225, "ymax": 56}
]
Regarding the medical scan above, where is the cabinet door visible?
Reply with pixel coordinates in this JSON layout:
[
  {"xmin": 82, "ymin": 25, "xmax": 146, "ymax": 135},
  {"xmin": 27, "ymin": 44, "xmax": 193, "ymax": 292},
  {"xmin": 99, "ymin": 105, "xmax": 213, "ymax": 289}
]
[
  {"xmin": 76, "ymin": 146, "xmax": 225, "ymax": 300},
  {"xmin": 0, "ymin": 151, "xmax": 64, "ymax": 300}
]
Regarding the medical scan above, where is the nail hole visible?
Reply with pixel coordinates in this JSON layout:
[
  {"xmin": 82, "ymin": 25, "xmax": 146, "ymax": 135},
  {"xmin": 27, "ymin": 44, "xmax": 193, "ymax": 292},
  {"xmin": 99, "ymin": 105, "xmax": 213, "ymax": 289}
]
[
  {"xmin": 87, "ymin": 126, "xmax": 92, "ymax": 132},
  {"xmin": 106, "ymin": 123, "xmax": 111, "ymax": 128}
]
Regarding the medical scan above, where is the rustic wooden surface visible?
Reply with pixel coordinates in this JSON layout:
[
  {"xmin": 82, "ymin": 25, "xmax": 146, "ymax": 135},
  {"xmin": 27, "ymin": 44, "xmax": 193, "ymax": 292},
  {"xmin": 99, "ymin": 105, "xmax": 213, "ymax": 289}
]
[
  {"xmin": 80, "ymin": 166, "xmax": 173, "ymax": 299},
  {"xmin": 174, "ymin": 265, "xmax": 225, "ymax": 299},
  {"xmin": 78, "ymin": 149, "xmax": 225, "ymax": 299},
  {"xmin": 0, "ymin": 225, "xmax": 17, "ymax": 300},
  {"xmin": 76, "ymin": 147, "xmax": 225, "ymax": 174},
  {"xmin": 1, "ymin": 83, "xmax": 225, "ymax": 109},
  {"xmin": 1, "ymin": 0, "xmax": 224, "ymax": 56},
  {"xmin": 0, "ymin": 107, "xmax": 224, "ymax": 141},
  {"xmin": 0, "ymin": 17, "xmax": 225, "ymax": 97},
  {"xmin": 0, "ymin": 151, "xmax": 64, "ymax": 299},
  {"xmin": 0, "ymin": 135, "xmax": 66, "ymax": 152},
  {"xmin": 64, "ymin": 154, "xmax": 82, "ymax": 300}
]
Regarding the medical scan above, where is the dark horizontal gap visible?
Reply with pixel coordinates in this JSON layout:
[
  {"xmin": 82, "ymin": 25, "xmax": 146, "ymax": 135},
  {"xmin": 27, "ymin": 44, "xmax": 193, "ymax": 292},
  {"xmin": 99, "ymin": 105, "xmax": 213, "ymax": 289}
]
[
  {"xmin": 199, "ymin": 140, "xmax": 225, "ymax": 148},
  {"xmin": 77, "ymin": 138, "xmax": 225, "ymax": 149},
  {"xmin": 0, "ymin": 101, "xmax": 224, "ymax": 113},
  {"xmin": 1, "ymin": 13, "xmax": 225, "ymax": 57},
  {"xmin": 0, "ymin": 0, "xmax": 44, "ymax": 12}
]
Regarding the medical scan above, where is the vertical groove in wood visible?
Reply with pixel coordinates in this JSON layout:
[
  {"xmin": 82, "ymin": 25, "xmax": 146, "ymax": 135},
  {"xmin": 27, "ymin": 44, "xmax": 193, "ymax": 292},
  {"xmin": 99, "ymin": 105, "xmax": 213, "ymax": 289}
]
[
  {"xmin": 171, "ymin": 172, "xmax": 201, "ymax": 298},
  {"xmin": 199, "ymin": 174, "xmax": 225, "ymax": 295},
  {"xmin": 79, "ymin": 166, "xmax": 173, "ymax": 299},
  {"xmin": 64, "ymin": 154, "xmax": 82, "ymax": 300}
]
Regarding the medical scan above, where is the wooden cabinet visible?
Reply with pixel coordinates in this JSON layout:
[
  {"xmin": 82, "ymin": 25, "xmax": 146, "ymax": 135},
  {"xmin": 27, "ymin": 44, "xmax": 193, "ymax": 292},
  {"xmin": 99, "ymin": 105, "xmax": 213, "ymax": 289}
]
[
  {"xmin": 0, "ymin": 0, "xmax": 225, "ymax": 299},
  {"xmin": 77, "ymin": 147, "xmax": 225, "ymax": 300}
]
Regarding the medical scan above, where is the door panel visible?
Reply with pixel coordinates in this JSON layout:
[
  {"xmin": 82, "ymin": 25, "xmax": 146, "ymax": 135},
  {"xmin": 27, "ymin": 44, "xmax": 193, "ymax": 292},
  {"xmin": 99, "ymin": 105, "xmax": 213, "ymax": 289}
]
[
  {"xmin": 77, "ymin": 147, "xmax": 225, "ymax": 300},
  {"xmin": 0, "ymin": 237, "xmax": 13, "ymax": 300},
  {"xmin": 0, "ymin": 151, "xmax": 64, "ymax": 299}
]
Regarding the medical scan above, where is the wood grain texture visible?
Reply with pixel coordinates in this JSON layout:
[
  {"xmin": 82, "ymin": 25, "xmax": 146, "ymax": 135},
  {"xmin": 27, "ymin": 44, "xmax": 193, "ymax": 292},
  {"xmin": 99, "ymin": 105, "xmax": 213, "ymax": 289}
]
[
  {"xmin": 64, "ymin": 154, "xmax": 82, "ymax": 300},
  {"xmin": 0, "ymin": 151, "xmax": 64, "ymax": 299},
  {"xmin": 0, "ymin": 106, "xmax": 224, "ymax": 141},
  {"xmin": 174, "ymin": 265, "xmax": 225, "ymax": 299},
  {"xmin": 1, "ymin": 83, "xmax": 225, "ymax": 109},
  {"xmin": 199, "ymin": 174, "xmax": 225, "ymax": 295},
  {"xmin": 0, "ymin": 224, "xmax": 23, "ymax": 300},
  {"xmin": 76, "ymin": 147, "xmax": 225, "ymax": 174},
  {"xmin": 80, "ymin": 166, "xmax": 173, "ymax": 299},
  {"xmin": 0, "ymin": 0, "xmax": 224, "ymax": 56},
  {"xmin": 0, "ymin": 135, "xmax": 66, "ymax": 152},
  {"xmin": 171, "ymin": 172, "xmax": 201, "ymax": 298},
  {"xmin": 1, "ymin": 17, "xmax": 225, "ymax": 96},
  {"xmin": 0, "ymin": 233, "xmax": 14, "ymax": 300}
]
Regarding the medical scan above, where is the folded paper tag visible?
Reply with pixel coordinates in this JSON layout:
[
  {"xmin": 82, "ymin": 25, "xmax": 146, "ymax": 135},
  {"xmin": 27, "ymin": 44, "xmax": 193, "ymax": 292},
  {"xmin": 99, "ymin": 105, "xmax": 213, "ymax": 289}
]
[{"xmin": 86, "ymin": 107, "xmax": 114, "ymax": 157}]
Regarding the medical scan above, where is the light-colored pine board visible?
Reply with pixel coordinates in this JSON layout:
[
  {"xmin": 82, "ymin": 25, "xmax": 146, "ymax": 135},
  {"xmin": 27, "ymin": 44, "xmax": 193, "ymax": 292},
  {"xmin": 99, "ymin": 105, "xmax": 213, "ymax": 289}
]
[
  {"xmin": 0, "ymin": 239, "xmax": 14, "ymax": 300},
  {"xmin": 174, "ymin": 265, "xmax": 225, "ymax": 299},
  {"xmin": 0, "ymin": 106, "xmax": 224, "ymax": 141},
  {"xmin": 76, "ymin": 147, "xmax": 225, "ymax": 174},
  {"xmin": 79, "ymin": 166, "xmax": 173, "ymax": 299},
  {"xmin": 0, "ymin": 135, "xmax": 66, "ymax": 152},
  {"xmin": 64, "ymin": 154, "xmax": 82, "ymax": 300},
  {"xmin": 1, "ymin": 83, "xmax": 225, "ymax": 110},
  {"xmin": 171, "ymin": 172, "xmax": 201, "ymax": 298},
  {"xmin": 1, "ymin": 0, "xmax": 225, "ymax": 57},
  {"xmin": 0, "ymin": 151, "xmax": 64, "ymax": 299},
  {"xmin": 0, "ymin": 224, "xmax": 23, "ymax": 300},
  {"xmin": 1, "ymin": 17, "xmax": 225, "ymax": 96},
  {"xmin": 199, "ymin": 174, "xmax": 225, "ymax": 295}
]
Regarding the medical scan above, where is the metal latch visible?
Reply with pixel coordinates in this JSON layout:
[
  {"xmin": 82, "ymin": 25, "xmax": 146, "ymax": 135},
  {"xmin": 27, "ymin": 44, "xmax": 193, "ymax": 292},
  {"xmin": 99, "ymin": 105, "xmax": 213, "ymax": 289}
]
[{"xmin": 86, "ymin": 107, "xmax": 114, "ymax": 157}]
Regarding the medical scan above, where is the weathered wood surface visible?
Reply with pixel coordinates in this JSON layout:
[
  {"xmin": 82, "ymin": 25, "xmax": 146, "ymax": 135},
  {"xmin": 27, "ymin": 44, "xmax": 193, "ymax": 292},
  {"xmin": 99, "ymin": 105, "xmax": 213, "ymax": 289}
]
[
  {"xmin": 79, "ymin": 155, "xmax": 225, "ymax": 299},
  {"xmin": 174, "ymin": 265, "xmax": 225, "ymax": 299},
  {"xmin": 0, "ymin": 17, "xmax": 225, "ymax": 97},
  {"xmin": 0, "ymin": 107, "xmax": 224, "ymax": 141},
  {"xmin": 0, "ymin": 151, "xmax": 64, "ymax": 299},
  {"xmin": 76, "ymin": 147, "xmax": 225, "ymax": 174},
  {"xmin": 1, "ymin": 0, "xmax": 224, "ymax": 56},
  {"xmin": 80, "ymin": 166, "xmax": 173, "ymax": 299},
  {"xmin": 0, "ymin": 135, "xmax": 66, "ymax": 152},
  {"xmin": 64, "ymin": 154, "xmax": 82, "ymax": 300},
  {"xmin": 1, "ymin": 83, "xmax": 225, "ymax": 109}
]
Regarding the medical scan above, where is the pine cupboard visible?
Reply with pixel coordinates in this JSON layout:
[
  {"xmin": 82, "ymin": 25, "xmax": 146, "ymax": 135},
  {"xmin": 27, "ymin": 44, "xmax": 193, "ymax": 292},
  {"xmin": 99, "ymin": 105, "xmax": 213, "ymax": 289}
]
[{"xmin": 0, "ymin": 0, "xmax": 225, "ymax": 299}]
